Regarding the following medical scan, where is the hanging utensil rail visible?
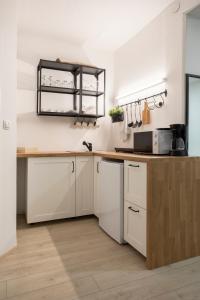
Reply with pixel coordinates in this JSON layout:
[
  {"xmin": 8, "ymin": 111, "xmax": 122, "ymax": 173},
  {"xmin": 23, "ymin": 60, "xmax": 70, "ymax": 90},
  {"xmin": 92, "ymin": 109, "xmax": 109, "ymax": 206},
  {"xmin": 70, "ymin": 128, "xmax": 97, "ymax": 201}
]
[{"xmin": 119, "ymin": 89, "xmax": 167, "ymax": 107}]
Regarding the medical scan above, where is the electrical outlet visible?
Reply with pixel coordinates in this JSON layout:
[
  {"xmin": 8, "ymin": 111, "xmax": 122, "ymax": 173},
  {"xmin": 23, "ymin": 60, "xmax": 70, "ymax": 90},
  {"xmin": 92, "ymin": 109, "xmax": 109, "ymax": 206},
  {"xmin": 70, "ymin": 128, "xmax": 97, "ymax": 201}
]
[{"xmin": 2, "ymin": 120, "xmax": 11, "ymax": 130}]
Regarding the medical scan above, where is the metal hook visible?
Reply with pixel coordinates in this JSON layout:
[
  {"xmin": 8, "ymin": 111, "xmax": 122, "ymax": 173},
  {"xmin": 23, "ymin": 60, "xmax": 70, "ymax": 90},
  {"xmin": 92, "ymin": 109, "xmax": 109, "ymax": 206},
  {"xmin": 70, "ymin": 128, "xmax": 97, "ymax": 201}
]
[
  {"xmin": 154, "ymin": 95, "xmax": 164, "ymax": 109},
  {"xmin": 153, "ymin": 96, "xmax": 161, "ymax": 109},
  {"xmin": 160, "ymin": 93, "xmax": 165, "ymax": 106}
]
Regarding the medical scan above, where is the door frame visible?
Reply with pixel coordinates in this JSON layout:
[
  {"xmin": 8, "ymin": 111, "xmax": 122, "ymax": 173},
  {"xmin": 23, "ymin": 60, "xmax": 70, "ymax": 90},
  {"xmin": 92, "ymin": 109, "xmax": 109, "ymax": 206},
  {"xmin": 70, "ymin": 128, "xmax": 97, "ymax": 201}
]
[{"xmin": 185, "ymin": 73, "xmax": 200, "ymax": 153}]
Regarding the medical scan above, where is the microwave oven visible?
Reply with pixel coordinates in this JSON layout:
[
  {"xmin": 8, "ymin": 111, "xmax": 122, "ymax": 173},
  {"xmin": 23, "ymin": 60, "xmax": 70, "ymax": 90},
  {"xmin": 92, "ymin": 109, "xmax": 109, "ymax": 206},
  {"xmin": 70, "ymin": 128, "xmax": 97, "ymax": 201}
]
[{"xmin": 134, "ymin": 129, "xmax": 172, "ymax": 155}]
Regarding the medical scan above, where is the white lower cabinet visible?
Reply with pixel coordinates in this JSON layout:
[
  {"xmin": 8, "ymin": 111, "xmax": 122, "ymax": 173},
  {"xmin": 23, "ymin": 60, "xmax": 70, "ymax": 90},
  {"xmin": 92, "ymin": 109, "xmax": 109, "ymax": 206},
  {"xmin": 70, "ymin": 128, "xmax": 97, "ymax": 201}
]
[
  {"xmin": 26, "ymin": 157, "xmax": 76, "ymax": 223},
  {"xmin": 124, "ymin": 160, "xmax": 147, "ymax": 256},
  {"xmin": 124, "ymin": 160, "xmax": 147, "ymax": 209},
  {"xmin": 124, "ymin": 201, "xmax": 147, "ymax": 256},
  {"xmin": 75, "ymin": 156, "xmax": 94, "ymax": 216},
  {"xmin": 93, "ymin": 156, "xmax": 102, "ymax": 217}
]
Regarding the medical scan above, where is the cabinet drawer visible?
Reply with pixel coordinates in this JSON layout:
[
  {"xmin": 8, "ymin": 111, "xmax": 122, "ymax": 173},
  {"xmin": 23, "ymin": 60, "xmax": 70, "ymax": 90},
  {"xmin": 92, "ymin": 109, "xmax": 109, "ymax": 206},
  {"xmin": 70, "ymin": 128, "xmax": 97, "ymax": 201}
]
[
  {"xmin": 124, "ymin": 160, "xmax": 147, "ymax": 209},
  {"xmin": 124, "ymin": 201, "xmax": 146, "ymax": 256}
]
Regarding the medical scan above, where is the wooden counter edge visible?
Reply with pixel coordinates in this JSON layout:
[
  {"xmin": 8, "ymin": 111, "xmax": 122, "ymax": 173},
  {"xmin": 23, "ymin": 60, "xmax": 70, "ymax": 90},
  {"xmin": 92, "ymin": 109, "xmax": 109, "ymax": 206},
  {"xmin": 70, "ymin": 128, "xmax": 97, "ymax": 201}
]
[
  {"xmin": 146, "ymin": 158, "xmax": 200, "ymax": 269},
  {"xmin": 17, "ymin": 150, "xmax": 191, "ymax": 162}
]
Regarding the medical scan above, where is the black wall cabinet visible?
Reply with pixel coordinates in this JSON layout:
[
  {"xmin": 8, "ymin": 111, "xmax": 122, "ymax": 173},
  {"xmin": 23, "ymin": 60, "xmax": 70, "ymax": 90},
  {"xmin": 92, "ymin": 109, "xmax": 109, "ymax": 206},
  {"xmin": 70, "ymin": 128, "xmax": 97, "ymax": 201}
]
[{"xmin": 37, "ymin": 59, "xmax": 106, "ymax": 118}]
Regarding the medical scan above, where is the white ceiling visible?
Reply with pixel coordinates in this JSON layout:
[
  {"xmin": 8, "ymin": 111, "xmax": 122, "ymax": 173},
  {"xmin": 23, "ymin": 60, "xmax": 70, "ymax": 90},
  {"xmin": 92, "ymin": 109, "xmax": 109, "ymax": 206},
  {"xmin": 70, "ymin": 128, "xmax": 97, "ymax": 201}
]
[
  {"xmin": 189, "ymin": 5, "xmax": 200, "ymax": 19},
  {"xmin": 17, "ymin": 0, "xmax": 174, "ymax": 52}
]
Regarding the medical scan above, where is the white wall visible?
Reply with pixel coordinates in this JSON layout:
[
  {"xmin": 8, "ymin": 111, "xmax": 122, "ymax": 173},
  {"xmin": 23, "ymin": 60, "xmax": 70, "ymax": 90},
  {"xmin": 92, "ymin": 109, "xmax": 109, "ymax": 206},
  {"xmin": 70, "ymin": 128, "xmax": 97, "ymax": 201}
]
[
  {"xmin": 186, "ymin": 16, "xmax": 200, "ymax": 75},
  {"xmin": 17, "ymin": 0, "xmax": 200, "ymax": 152},
  {"xmin": 112, "ymin": 0, "xmax": 200, "ymax": 149},
  {"xmin": 0, "ymin": 0, "xmax": 17, "ymax": 255},
  {"xmin": 17, "ymin": 33, "xmax": 114, "ymax": 151}
]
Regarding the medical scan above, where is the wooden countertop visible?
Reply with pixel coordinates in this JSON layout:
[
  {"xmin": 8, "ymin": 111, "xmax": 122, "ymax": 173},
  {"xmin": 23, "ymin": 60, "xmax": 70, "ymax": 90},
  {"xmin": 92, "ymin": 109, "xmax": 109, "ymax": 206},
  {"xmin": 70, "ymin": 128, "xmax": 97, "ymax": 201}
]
[
  {"xmin": 93, "ymin": 151, "xmax": 169, "ymax": 162},
  {"xmin": 17, "ymin": 151, "xmax": 92, "ymax": 158},
  {"xmin": 16, "ymin": 150, "xmax": 192, "ymax": 162}
]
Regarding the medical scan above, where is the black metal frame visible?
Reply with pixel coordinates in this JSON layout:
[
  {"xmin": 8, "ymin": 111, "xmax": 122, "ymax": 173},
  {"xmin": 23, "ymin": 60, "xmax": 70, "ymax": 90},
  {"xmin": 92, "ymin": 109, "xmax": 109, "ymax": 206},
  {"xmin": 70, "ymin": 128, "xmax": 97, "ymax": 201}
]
[
  {"xmin": 185, "ymin": 73, "xmax": 200, "ymax": 152},
  {"xmin": 37, "ymin": 59, "xmax": 106, "ymax": 118},
  {"xmin": 119, "ymin": 89, "xmax": 167, "ymax": 107}
]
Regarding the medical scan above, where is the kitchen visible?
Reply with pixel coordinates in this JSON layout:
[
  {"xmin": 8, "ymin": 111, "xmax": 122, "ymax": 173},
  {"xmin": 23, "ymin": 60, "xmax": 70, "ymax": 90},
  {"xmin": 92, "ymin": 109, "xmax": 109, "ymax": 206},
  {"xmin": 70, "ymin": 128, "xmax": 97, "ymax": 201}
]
[{"xmin": 1, "ymin": 0, "xmax": 200, "ymax": 300}]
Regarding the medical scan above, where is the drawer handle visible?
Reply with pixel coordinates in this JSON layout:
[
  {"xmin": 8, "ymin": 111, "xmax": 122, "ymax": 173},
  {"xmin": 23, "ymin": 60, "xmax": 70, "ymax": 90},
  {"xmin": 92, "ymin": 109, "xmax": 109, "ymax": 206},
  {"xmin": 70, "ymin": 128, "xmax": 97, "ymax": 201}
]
[
  {"xmin": 72, "ymin": 161, "xmax": 75, "ymax": 173},
  {"xmin": 128, "ymin": 206, "xmax": 140, "ymax": 213},
  {"xmin": 128, "ymin": 164, "xmax": 140, "ymax": 168}
]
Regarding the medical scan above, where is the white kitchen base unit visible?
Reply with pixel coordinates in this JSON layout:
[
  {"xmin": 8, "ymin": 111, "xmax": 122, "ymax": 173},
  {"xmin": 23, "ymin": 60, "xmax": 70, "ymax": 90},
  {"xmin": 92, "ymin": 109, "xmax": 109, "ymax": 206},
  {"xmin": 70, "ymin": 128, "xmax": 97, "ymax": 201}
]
[
  {"xmin": 75, "ymin": 156, "xmax": 94, "ymax": 217},
  {"xmin": 124, "ymin": 160, "xmax": 147, "ymax": 256},
  {"xmin": 124, "ymin": 160, "xmax": 147, "ymax": 209},
  {"xmin": 124, "ymin": 201, "xmax": 146, "ymax": 256},
  {"xmin": 26, "ymin": 157, "xmax": 76, "ymax": 223}
]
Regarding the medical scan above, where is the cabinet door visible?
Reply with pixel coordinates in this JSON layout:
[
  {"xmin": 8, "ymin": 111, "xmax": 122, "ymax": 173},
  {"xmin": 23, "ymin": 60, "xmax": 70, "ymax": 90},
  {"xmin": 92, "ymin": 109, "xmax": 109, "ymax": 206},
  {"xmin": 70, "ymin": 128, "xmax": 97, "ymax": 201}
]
[
  {"xmin": 27, "ymin": 157, "xmax": 76, "ymax": 223},
  {"xmin": 76, "ymin": 156, "xmax": 94, "ymax": 216},
  {"xmin": 124, "ymin": 160, "xmax": 147, "ymax": 209},
  {"xmin": 93, "ymin": 156, "xmax": 102, "ymax": 217},
  {"xmin": 124, "ymin": 201, "xmax": 146, "ymax": 256}
]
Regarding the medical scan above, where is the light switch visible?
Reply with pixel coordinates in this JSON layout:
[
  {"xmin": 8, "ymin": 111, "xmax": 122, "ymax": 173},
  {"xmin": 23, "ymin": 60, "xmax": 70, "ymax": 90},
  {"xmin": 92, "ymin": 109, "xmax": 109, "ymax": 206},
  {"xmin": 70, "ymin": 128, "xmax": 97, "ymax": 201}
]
[{"xmin": 3, "ymin": 120, "xmax": 11, "ymax": 130}]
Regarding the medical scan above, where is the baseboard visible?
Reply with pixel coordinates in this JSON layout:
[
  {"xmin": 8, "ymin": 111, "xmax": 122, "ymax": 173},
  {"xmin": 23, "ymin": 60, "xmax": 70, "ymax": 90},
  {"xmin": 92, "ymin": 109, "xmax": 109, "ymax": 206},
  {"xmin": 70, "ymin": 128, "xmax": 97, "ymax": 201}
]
[{"xmin": 0, "ymin": 238, "xmax": 17, "ymax": 258}]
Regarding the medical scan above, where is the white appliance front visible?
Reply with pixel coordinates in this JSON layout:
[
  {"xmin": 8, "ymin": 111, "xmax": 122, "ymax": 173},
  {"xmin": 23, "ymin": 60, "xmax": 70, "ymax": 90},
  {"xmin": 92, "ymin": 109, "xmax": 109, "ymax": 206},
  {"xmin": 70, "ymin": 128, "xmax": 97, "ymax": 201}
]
[{"xmin": 99, "ymin": 160, "xmax": 124, "ymax": 244}]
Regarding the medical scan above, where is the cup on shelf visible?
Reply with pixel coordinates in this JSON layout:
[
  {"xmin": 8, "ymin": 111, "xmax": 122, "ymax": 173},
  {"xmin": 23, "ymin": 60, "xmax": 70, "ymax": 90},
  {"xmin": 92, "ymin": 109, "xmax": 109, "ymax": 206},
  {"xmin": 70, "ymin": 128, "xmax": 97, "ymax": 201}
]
[
  {"xmin": 42, "ymin": 75, "xmax": 46, "ymax": 86},
  {"xmin": 48, "ymin": 76, "xmax": 53, "ymax": 86},
  {"xmin": 75, "ymin": 121, "xmax": 82, "ymax": 128},
  {"xmin": 67, "ymin": 80, "xmax": 74, "ymax": 89},
  {"xmin": 62, "ymin": 80, "xmax": 68, "ymax": 88},
  {"xmin": 54, "ymin": 80, "xmax": 61, "ymax": 87},
  {"xmin": 80, "ymin": 120, "xmax": 87, "ymax": 128},
  {"xmin": 88, "ymin": 122, "xmax": 94, "ymax": 128}
]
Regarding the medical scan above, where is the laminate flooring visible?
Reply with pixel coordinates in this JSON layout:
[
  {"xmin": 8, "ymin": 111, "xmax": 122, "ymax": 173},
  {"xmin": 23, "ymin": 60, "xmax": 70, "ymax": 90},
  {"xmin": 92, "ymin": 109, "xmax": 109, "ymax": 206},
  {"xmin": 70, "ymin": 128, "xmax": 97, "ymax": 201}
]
[{"xmin": 0, "ymin": 215, "xmax": 200, "ymax": 300}]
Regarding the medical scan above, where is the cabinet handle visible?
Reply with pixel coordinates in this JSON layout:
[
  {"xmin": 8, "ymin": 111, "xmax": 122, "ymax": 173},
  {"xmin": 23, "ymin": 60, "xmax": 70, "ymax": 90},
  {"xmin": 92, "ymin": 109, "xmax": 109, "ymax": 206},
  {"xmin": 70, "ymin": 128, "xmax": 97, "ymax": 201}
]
[
  {"xmin": 128, "ymin": 164, "xmax": 140, "ymax": 168},
  {"xmin": 72, "ymin": 161, "xmax": 75, "ymax": 173},
  {"xmin": 97, "ymin": 162, "xmax": 100, "ymax": 173},
  {"xmin": 128, "ymin": 206, "xmax": 139, "ymax": 213}
]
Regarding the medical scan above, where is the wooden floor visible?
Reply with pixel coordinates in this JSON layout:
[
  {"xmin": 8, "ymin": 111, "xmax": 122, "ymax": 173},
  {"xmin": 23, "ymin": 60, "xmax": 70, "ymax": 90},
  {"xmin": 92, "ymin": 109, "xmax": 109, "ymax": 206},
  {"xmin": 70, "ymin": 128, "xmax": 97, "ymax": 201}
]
[{"xmin": 0, "ymin": 216, "xmax": 200, "ymax": 300}]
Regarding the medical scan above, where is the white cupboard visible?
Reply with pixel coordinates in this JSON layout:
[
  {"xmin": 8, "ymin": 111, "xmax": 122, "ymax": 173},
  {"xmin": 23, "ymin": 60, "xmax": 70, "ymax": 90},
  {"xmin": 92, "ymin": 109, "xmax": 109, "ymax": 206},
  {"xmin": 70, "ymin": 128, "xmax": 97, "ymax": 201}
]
[
  {"xmin": 26, "ymin": 157, "xmax": 76, "ymax": 223},
  {"xmin": 124, "ymin": 160, "xmax": 147, "ymax": 256},
  {"xmin": 124, "ymin": 160, "xmax": 147, "ymax": 209},
  {"xmin": 124, "ymin": 201, "xmax": 146, "ymax": 256},
  {"xmin": 75, "ymin": 156, "xmax": 94, "ymax": 216},
  {"xmin": 93, "ymin": 156, "xmax": 102, "ymax": 217}
]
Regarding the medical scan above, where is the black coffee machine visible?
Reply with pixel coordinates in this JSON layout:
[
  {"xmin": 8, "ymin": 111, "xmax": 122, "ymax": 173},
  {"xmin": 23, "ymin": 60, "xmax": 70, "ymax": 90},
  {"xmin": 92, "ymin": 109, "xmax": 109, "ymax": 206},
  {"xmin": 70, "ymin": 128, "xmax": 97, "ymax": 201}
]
[{"xmin": 170, "ymin": 124, "xmax": 188, "ymax": 156}]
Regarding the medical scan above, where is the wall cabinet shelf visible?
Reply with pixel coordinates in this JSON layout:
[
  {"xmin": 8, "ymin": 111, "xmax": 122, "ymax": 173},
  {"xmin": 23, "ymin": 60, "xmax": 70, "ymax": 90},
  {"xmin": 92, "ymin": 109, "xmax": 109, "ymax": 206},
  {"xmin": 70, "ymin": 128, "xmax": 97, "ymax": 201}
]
[
  {"xmin": 37, "ymin": 59, "xmax": 106, "ymax": 118},
  {"xmin": 39, "ymin": 85, "xmax": 76, "ymax": 95}
]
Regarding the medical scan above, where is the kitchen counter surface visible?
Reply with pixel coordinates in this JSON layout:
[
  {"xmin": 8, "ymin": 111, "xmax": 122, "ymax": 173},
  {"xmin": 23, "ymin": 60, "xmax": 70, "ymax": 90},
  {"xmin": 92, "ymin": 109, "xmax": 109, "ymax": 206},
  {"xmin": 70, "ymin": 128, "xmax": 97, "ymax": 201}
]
[
  {"xmin": 17, "ymin": 150, "xmax": 192, "ymax": 162},
  {"xmin": 17, "ymin": 150, "xmax": 92, "ymax": 158}
]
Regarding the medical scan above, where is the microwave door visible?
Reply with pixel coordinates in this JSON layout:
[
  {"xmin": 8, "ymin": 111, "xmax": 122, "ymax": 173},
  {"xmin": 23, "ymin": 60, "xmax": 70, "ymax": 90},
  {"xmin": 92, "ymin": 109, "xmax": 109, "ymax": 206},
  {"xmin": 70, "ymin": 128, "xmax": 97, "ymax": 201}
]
[{"xmin": 134, "ymin": 132, "xmax": 153, "ymax": 153}]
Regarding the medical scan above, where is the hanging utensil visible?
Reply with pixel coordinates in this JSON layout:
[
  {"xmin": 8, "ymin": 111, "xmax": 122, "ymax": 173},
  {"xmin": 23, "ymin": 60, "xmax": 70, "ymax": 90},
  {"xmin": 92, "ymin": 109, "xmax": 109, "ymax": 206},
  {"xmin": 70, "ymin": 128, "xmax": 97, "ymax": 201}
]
[
  {"xmin": 142, "ymin": 100, "xmax": 151, "ymax": 125},
  {"xmin": 128, "ymin": 103, "xmax": 133, "ymax": 127},
  {"xmin": 138, "ymin": 101, "xmax": 142, "ymax": 127},
  {"xmin": 132, "ymin": 103, "xmax": 138, "ymax": 128},
  {"xmin": 122, "ymin": 105, "xmax": 131, "ymax": 142}
]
